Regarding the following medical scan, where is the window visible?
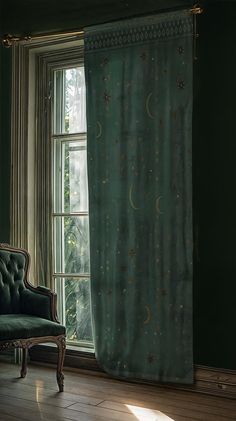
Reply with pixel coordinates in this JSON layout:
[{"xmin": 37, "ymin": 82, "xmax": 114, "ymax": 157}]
[
  {"xmin": 52, "ymin": 66, "xmax": 93, "ymax": 347},
  {"xmin": 11, "ymin": 38, "xmax": 94, "ymax": 351}
]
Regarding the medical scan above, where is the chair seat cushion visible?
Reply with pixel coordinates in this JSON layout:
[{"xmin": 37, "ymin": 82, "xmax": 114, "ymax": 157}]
[{"xmin": 0, "ymin": 314, "xmax": 65, "ymax": 341}]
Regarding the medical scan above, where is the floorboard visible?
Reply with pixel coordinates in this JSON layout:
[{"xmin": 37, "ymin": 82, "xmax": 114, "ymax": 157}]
[{"xmin": 0, "ymin": 362, "xmax": 235, "ymax": 421}]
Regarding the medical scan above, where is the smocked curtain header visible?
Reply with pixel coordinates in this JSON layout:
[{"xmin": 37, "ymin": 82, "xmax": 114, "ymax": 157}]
[
  {"xmin": 85, "ymin": 12, "xmax": 192, "ymax": 51},
  {"xmin": 85, "ymin": 10, "xmax": 193, "ymax": 384}
]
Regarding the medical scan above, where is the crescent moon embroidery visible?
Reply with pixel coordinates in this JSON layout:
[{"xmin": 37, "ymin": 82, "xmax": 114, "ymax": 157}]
[
  {"xmin": 146, "ymin": 92, "xmax": 155, "ymax": 119},
  {"xmin": 156, "ymin": 195, "xmax": 163, "ymax": 215},
  {"xmin": 129, "ymin": 184, "xmax": 139, "ymax": 210},
  {"xmin": 96, "ymin": 121, "xmax": 102, "ymax": 139},
  {"xmin": 144, "ymin": 305, "xmax": 151, "ymax": 325}
]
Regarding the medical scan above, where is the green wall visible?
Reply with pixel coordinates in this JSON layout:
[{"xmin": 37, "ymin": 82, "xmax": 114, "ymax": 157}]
[
  {"xmin": 0, "ymin": 0, "xmax": 192, "ymax": 35},
  {"xmin": 193, "ymin": 2, "xmax": 236, "ymax": 369},
  {"xmin": 0, "ymin": 0, "xmax": 236, "ymax": 370},
  {"xmin": 0, "ymin": 46, "xmax": 11, "ymax": 243}
]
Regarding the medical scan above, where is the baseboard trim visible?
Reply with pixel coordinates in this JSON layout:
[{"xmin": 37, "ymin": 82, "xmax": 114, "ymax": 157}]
[
  {"xmin": 157, "ymin": 365, "xmax": 236, "ymax": 400},
  {"xmin": 29, "ymin": 346, "xmax": 236, "ymax": 399},
  {"xmin": 192, "ymin": 365, "xmax": 236, "ymax": 399},
  {"xmin": 29, "ymin": 344, "xmax": 101, "ymax": 371}
]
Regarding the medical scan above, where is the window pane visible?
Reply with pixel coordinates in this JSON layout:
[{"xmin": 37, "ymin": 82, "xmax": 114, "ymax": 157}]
[
  {"xmin": 53, "ymin": 63, "xmax": 92, "ymax": 349},
  {"xmin": 54, "ymin": 67, "xmax": 86, "ymax": 134},
  {"xmin": 55, "ymin": 277, "xmax": 93, "ymax": 344},
  {"xmin": 54, "ymin": 216, "xmax": 90, "ymax": 274},
  {"xmin": 53, "ymin": 138, "xmax": 88, "ymax": 213}
]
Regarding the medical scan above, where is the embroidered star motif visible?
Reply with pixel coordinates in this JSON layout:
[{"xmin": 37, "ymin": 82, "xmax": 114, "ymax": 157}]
[
  {"xmin": 128, "ymin": 249, "xmax": 136, "ymax": 258},
  {"xmin": 101, "ymin": 57, "xmax": 109, "ymax": 66},
  {"xmin": 178, "ymin": 46, "xmax": 184, "ymax": 55},
  {"xmin": 103, "ymin": 75, "xmax": 110, "ymax": 82},
  {"xmin": 104, "ymin": 92, "xmax": 111, "ymax": 104},
  {"xmin": 140, "ymin": 51, "xmax": 147, "ymax": 60},
  {"xmin": 147, "ymin": 354, "xmax": 156, "ymax": 364},
  {"xmin": 177, "ymin": 79, "xmax": 185, "ymax": 89}
]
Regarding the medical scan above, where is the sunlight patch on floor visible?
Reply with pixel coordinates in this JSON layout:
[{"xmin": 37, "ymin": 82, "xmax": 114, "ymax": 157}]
[
  {"xmin": 126, "ymin": 404, "xmax": 175, "ymax": 421},
  {"xmin": 35, "ymin": 380, "xmax": 44, "ymax": 402}
]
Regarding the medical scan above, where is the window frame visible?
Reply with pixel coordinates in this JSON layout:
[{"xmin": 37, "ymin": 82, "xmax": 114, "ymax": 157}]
[
  {"xmin": 11, "ymin": 36, "xmax": 94, "ymax": 353},
  {"xmin": 51, "ymin": 67, "xmax": 92, "ymax": 348}
]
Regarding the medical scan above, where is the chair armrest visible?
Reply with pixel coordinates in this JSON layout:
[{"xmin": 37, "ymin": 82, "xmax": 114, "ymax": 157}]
[{"xmin": 20, "ymin": 285, "xmax": 59, "ymax": 322}]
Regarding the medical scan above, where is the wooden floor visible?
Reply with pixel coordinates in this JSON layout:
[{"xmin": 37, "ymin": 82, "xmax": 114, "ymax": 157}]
[{"xmin": 0, "ymin": 362, "xmax": 235, "ymax": 421}]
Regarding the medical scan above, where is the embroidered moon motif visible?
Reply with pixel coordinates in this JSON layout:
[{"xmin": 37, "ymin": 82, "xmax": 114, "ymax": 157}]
[
  {"xmin": 146, "ymin": 92, "xmax": 155, "ymax": 119},
  {"xmin": 156, "ymin": 195, "xmax": 163, "ymax": 215},
  {"xmin": 96, "ymin": 121, "xmax": 102, "ymax": 139},
  {"xmin": 129, "ymin": 184, "xmax": 139, "ymax": 210},
  {"xmin": 144, "ymin": 305, "xmax": 151, "ymax": 325}
]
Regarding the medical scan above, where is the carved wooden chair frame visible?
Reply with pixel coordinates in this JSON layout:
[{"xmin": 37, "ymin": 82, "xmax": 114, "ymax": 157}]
[{"xmin": 0, "ymin": 244, "xmax": 66, "ymax": 392}]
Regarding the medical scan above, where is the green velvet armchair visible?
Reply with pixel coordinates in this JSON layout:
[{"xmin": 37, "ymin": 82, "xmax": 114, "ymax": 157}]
[{"xmin": 0, "ymin": 243, "xmax": 66, "ymax": 391}]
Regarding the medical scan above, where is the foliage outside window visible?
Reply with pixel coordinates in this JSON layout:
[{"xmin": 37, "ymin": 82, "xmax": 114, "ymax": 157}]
[{"xmin": 53, "ymin": 66, "xmax": 93, "ymax": 347}]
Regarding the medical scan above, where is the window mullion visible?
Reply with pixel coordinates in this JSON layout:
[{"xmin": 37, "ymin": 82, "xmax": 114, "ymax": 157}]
[{"xmin": 52, "ymin": 132, "xmax": 87, "ymax": 141}]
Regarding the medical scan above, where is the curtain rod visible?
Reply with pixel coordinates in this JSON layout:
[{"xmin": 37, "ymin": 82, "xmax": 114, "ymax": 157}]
[
  {"xmin": 1, "ymin": 4, "xmax": 203, "ymax": 48},
  {"xmin": 1, "ymin": 30, "xmax": 84, "ymax": 48}
]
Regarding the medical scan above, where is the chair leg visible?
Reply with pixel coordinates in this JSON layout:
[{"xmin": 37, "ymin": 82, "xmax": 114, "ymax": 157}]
[
  {"xmin": 56, "ymin": 336, "xmax": 66, "ymax": 392},
  {"xmin": 20, "ymin": 348, "xmax": 28, "ymax": 378}
]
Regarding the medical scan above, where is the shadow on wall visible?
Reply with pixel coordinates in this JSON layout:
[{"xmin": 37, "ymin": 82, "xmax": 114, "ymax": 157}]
[{"xmin": 0, "ymin": 46, "xmax": 11, "ymax": 243}]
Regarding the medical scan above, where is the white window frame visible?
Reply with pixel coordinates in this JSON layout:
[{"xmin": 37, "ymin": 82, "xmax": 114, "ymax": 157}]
[{"xmin": 11, "ymin": 36, "xmax": 94, "ymax": 351}]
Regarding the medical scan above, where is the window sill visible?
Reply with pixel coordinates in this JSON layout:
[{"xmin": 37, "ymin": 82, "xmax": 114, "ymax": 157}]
[{"xmin": 29, "ymin": 344, "xmax": 102, "ymax": 372}]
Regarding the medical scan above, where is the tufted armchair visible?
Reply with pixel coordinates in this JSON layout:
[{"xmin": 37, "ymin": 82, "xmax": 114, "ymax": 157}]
[{"xmin": 0, "ymin": 243, "xmax": 66, "ymax": 391}]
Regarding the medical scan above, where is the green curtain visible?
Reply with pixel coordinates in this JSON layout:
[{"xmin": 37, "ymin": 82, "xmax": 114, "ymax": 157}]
[{"xmin": 85, "ymin": 10, "xmax": 193, "ymax": 384}]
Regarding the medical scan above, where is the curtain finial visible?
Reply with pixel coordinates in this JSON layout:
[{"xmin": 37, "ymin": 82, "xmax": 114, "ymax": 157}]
[
  {"xmin": 2, "ymin": 34, "xmax": 31, "ymax": 48},
  {"xmin": 190, "ymin": 4, "xmax": 203, "ymax": 61},
  {"xmin": 190, "ymin": 4, "xmax": 204, "ymax": 15}
]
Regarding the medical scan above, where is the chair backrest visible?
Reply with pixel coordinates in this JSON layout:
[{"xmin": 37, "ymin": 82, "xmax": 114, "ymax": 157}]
[{"xmin": 0, "ymin": 244, "xmax": 28, "ymax": 314}]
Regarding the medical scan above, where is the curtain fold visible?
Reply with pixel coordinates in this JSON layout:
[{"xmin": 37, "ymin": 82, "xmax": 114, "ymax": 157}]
[{"xmin": 85, "ymin": 10, "xmax": 193, "ymax": 384}]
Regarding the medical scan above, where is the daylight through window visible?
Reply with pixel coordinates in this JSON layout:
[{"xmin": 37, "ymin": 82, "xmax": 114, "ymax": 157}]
[{"xmin": 52, "ymin": 66, "xmax": 93, "ymax": 348}]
